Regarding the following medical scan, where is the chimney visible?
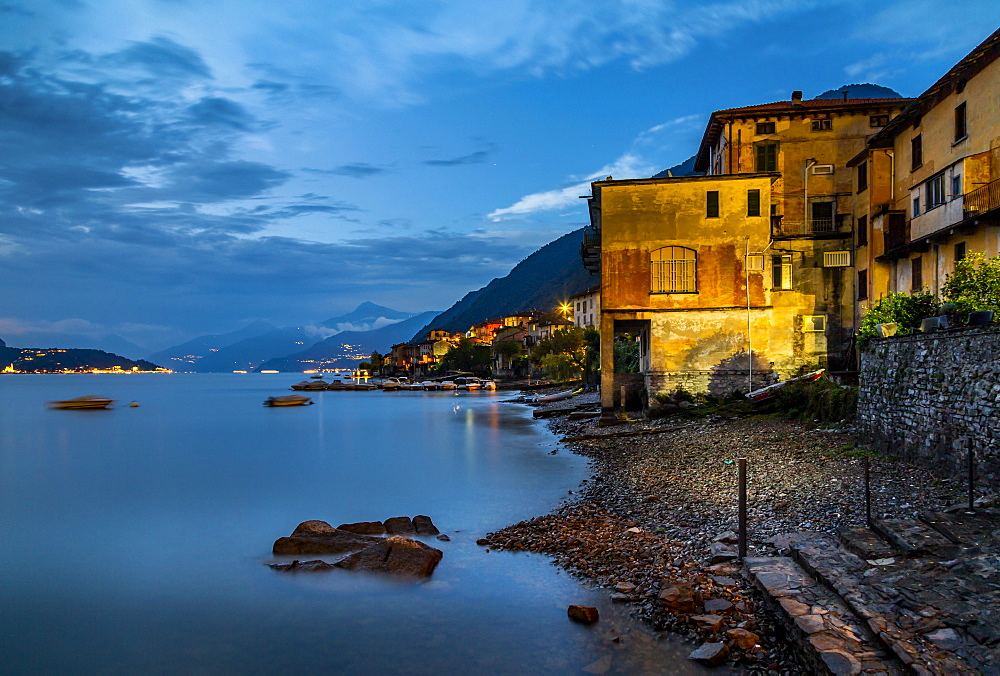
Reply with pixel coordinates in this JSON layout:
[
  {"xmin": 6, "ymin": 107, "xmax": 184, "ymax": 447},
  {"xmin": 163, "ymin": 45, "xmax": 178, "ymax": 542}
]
[{"xmin": 791, "ymin": 90, "xmax": 803, "ymax": 106}]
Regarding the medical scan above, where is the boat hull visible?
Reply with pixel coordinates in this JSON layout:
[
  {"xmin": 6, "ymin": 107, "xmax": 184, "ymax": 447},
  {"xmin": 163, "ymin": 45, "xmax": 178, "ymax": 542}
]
[
  {"xmin": 264, "ymin": 395, "xmax": 313, "ymax": 407},
  {"xmin": 49, "ymin": 396, "xmax": 114, "ymax": 410}
]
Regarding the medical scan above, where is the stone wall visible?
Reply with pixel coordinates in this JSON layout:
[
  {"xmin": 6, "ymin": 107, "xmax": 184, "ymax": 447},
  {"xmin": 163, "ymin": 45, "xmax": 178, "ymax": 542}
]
[{"xmin": 857, "ymin": 326, "xmax": 1000, "ymax": 486}]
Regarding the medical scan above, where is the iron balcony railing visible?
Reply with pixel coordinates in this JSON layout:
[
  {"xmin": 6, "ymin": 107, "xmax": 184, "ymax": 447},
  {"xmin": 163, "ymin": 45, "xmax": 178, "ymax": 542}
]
[
  {"xmin": 771, "ymin": 215, "xmax": 847, "ymax": 236},
  {"xmin": 964, "ymin": 178, "xmax": 1000, "ymax": 218},
  {"xmin": 582, "ymin": 227, "xmax": 601, "ymax": 248}
]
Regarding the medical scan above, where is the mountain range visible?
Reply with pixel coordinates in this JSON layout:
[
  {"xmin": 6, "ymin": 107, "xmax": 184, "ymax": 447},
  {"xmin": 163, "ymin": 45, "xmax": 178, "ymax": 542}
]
[{"xmin": 410, "ymin": 227, "xmax": 595, "ymax": 339}]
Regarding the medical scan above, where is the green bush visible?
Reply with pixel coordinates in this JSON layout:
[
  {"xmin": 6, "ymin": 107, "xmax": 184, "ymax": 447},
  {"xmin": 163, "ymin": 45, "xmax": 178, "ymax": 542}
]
[
  {"xmin": 857, "ymin": 291, "xmax": 940, "ymax": 350},
  {"xmin": 942, "ymin": 251, "xmax": 1000, "ymax": 316},
  {"xmin": 539, "ymin": 353, "xmax": 581, "ymax": 381}
]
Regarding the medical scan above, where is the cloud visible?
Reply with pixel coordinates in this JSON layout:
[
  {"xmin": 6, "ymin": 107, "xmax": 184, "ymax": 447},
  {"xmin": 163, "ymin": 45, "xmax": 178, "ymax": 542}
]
[
  {"xmin": 424, "ymin": 150, "xmax": 490, "ymax": 167},
  {"xmin": 304, "ymin": 163, "xmax": 388, "ymax": 178}
]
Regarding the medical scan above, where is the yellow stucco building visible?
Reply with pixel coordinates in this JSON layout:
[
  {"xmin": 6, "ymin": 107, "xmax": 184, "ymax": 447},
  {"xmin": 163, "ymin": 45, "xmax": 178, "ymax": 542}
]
[
  {"xmin": 852, "ymin": 27, "xmax": 1000, "ymax": 312},
  {"xmin": 585, "ymin": 92, "xmax": 912, "ymax": 414}
]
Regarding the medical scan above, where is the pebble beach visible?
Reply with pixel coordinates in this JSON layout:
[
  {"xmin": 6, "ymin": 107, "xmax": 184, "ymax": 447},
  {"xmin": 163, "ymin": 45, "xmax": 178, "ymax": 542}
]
[{"xmin": 484, "ymin": 393, "xmax": 970, "ymax": 673}]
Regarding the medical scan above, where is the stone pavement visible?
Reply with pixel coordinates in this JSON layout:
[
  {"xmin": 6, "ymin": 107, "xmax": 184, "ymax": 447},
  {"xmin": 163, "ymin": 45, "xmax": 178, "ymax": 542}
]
[{"xmin": 744, "ymin": 508, "xmax": 1000, "ymax": 674}]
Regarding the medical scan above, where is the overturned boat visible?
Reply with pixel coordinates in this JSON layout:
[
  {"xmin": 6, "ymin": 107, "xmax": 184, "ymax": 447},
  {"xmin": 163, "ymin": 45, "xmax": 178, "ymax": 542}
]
[{"xmin": 745, "ymin": 369, "xmax": 825, "ymax": 403}]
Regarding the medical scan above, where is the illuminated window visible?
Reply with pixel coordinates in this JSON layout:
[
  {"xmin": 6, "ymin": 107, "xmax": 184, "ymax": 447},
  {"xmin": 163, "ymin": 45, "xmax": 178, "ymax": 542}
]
[
  {"xmin": 772, "ymin": 254, "xmax": 792, "ymax": 290},
  {"xmin": 803, "ymin": 315, "xmax": 826, "ymax": 332},
  {"xmin": 651, "ymin": 246, "xmax": 697, "ymax": 293}
]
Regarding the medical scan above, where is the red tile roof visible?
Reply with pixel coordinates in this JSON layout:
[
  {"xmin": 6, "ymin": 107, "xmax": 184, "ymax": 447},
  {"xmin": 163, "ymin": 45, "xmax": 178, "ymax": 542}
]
[{"xmin": 711, "ymin": 98, "xmax": 909, "ymax": 115}]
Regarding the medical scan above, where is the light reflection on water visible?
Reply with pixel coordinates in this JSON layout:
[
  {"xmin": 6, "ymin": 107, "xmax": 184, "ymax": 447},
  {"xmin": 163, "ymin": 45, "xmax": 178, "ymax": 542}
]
[{"xmin": 0, "ymin": 375, "xmax": 709, "ymax": 673}]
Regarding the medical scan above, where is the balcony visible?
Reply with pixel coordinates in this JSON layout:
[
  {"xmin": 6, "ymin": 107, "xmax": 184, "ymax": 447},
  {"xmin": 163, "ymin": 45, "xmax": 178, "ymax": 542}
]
[
  {"xmin": 964, "ymin": 178, "xmax": 1000, "ymax": 219},
  {"xmin": 580, "ymin": 227, "xmax": 601, "ymax": 273},
  {"xmin": 771, "ymin": 214, "xmax": 852, "ymax": 239}
]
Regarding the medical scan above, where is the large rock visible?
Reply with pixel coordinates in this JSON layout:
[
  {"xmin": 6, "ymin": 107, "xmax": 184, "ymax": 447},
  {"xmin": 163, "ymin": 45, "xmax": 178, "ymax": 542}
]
[
  {"xmin": 268, "ymin": 559, "xmax": 337, "ymax": 572},
  {"xmin": 383, "ymin": 516, "xmax": 417, "ymax": 534},
  {"xmin": 337, "ymin": 521, "xmax": 387, "ymax": 535},
  {"xmin": 335, "ymin": 535, "xmax": 442, "ymax": 577},
  {"xmin": 273, "ymin": 520, "xmax": 383, "ymax": 555},
  {"xmin": 567, "ymin": 605, "xmax": 600, "ymax": 624},
  {"xmin": 688, "ymin": 642, "xmax": 730, "ymax": 666},
  {"xmin": 658, "ymin": 583, "xmax": 702, "ymax": 614},
  {"xmin": 412, "ymin": 515, "xmax": 440, "ymax": 535}
]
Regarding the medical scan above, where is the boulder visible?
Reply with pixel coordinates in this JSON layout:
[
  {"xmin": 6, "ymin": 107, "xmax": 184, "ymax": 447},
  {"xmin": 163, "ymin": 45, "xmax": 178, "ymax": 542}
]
[
  {"xmin": 691, "ymin": 614, "xmax": 724, "ymax": 632},
  {"xmin": 412, "ymin": 515, "xmax": 440, "ymax": 535},
  {"xmin": 384, "ymin": 516, "xmax": 417, "ymax": 534},
  {"xmin": 337, "ymin": 521, "xmax": 387, "ymax": 535},
  {"xmin": 726, "ymin": 628, "xmax": 759, "ymax": 650},
  {"xmin": 709, "ymin": 543, "xmax": 739, "ymax": 564},
  {"xmin": 567, "ymin": 605, "xmax": 600, "ymax": 624},
  {"xmin": 273, "ymin": 520, "xmax": 383, "ymax": 555},
  {"xmin": 704, "ymin": 598, "xmax": 734, "ymax": 613},
  {"xmin": 268, "ymin": 559, "xmax": 337, "ymax": 572},
  {"xmin": 658, "ymin": 583, "xmax": 702, "ymax": 614},
  {"xmin": 436, "ymin": 534, "xmax": 451, "ymax": 542},
  {"xmin": 334, "ymin": 535, "xmax": 442, "ymax": 577},
  {"xmin": 688, "ymin": 642, "xmax": 730, "ymax": 666}
]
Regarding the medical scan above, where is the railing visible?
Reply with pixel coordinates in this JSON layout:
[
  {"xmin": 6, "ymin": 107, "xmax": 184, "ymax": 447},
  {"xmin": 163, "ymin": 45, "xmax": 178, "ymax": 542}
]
[
  {"xmin": 581, "ymin": 227, "xmax": 601, "ymax": 273},
  {"xmin": 581, "ymin": 227, "xmax": 601, "ymax": 248},
  {"xmin": 883, "ymin": 213, "xmax": 908, "ymax": 253},
  {"xmin": 964, "ymin": 178, "xmax": 1000, "ymax": 217},
  {"xmin": 771, "ymin": 215, "xmax": 846, "ymax": 236}
]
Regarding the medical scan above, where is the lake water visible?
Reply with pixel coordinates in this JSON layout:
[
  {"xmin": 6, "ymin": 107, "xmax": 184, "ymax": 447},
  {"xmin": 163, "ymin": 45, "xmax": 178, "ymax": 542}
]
[{"xmin": 0, "ymin": 374, "xmax": 706, "ymax": 674}]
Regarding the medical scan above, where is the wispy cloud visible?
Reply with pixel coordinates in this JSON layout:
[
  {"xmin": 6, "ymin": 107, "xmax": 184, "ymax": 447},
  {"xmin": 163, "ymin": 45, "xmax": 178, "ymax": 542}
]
[
  {"xmin": 424, "ymin": 150, "xmax": 490, "ymax": 167},
  {"xmin": 488, "ymin": 114, "xmax": 704, "ymax": 221},
  {"xmin": 304, "ymin": 163, "xmax": 388, "ymax": 179}
]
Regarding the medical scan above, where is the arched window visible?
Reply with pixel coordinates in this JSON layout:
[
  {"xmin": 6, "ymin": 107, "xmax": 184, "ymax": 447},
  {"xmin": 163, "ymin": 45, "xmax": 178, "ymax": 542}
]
[{"xmin": 651, "ymin": 246, "xmax": 697, "ymax": 293}]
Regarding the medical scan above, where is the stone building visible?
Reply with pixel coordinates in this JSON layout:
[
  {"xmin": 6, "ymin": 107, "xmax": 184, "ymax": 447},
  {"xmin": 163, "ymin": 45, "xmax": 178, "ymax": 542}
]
[{"xmin": 569, "ymin": 286, "xmax": 601, "ymax": 328}]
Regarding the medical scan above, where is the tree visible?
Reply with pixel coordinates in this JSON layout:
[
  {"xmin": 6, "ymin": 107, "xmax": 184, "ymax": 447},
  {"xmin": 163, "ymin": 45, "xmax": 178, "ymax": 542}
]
[
  {"xmin": 529, "ymin": 327, "xmax": 583, "ymax": 364},
  {"xmin": 582, "ymin": 327, "xmax": 600, "ymax": 386},
  {"xmin": 434, "ymin": 338, "xmax": 492, "ymax": 375},
  {"xmin": 942, "ymin": 252, "xmax": 1000, "ymax": 315},
  {"xmin": 613, "ymin": 334, "xmax": 640, "ymax": 373},
  {"xmin": 367, "ymin": 350, "xmax": 384, "ymax": 375},
  {"xmin": 493, "ymin": 340, "xmax": 523, "ymax": 370},
  {"xmin": 540, "ymin": 353, "xmax": 581, "ymax": 381}
]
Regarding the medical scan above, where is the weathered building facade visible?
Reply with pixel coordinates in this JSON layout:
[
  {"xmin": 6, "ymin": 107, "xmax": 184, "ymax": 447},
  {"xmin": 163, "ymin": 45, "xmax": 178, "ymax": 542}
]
[
  {"xmin": 852, "ymin": 27, "xmax": 1000, "ymax": 313},
  {"xmin": 585, "ymin": 93, "xmax": 912, "ymax": 413}
]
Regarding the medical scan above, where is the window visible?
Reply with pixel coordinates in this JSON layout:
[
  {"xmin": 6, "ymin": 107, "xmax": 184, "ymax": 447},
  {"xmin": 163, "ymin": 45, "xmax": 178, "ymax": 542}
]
[
  {"xmin": 857, "ymin": 162, "xmax": 868, "ymax": 193},
  {"xmin": 926, "ymin": 173, "xmax": 945, "ymax": 209},
  {"xmin": 755, "ymin": 142, "xmax": 779, "ymax": 172},
  {"xmin": 857, "ymin": 269, "xmax": 868, "ymax": 300},
  {"xmin": 911, "ymin": 134, "xmax": 922, "ymax": 171},
  {"xmin": 951, "ymin": 174, "xmax": 962, "ymax": 199},
  {"xmin": 803, "ymin": 315, "xmax": 826, "ymax": 332},
  {"xmin": 811, "ymin": 118, "xmax": 832, "ymax": 131},
  {"xmin": 651, "ymin": 246, "xmax": 697, "ymax": 293},
  {"xmin": 911, "ymin": 257, "xmax": 923, "ymax": 291},
  {"xmin": 913, "ymin": 196, "xmax": 920, "ymax": 217},
  {"xmin": 870, "ymin": 115, "xmax": 889, "ymax": 127},
  {"xmin": 824, "ymin": 251, "xmax": 851, "ymax": 267},
  {"xmin": 756, "ymin": 121, "xmax": 775, "ymax": 135},
  {"xmin": 772, "ymin": 254, "xmax": 792, "ymax": 290},
  {"xmin": 955, "ymin": 102, "xmax": 967, "ymax": 142},
  {"xmin": 706, "ymin": 191, "xmax": 719, "ymax": 218},
  {"xmin": 857, "ymin": 215, "xmax": 868, "ymax": 247},
  {"xmin": 747, "ymin": 189, "xmax": 761, "ymax": 217},
  {"xmin": 745, "ymin": 254, "xmax": 765, "ymax": 271},
  {"xmin": 955, "ymin": 241, "xmax": 966, "ymax": 262},
  {"xmin": 811, "ymin": 201, "xmax": 834, "ymax": 231}
]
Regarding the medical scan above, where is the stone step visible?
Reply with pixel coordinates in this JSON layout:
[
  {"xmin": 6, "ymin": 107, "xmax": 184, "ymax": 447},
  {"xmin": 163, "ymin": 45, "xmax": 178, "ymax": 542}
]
[
  {"xmin": 743, "ymin": 554, "xmax": 903, "ymax": 675},
  {"xmin": 871, "ymin": 519, "xmax": 963, "ymax": 560},
  {"xmin": 920, "ymin": 509, "xmax": 1000, "ymax": 550},
  {"xmin": 837, "ymin": 526, "xmax": 898, "ymax": 562},
  {"xmin": 786, "ymin": 531, "xmax": 983, "ymax": 674}
]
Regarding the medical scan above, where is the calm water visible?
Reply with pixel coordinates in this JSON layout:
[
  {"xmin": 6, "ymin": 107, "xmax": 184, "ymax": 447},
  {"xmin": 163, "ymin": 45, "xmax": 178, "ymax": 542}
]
[{"xmin": 0, "ymin": 374, "xmax": 706, "ymax": 674}]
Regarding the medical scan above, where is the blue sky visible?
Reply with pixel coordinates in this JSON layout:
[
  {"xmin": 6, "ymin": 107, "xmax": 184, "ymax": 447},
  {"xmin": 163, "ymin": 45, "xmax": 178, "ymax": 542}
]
[{"xmin": 1, "ymin": 0, "xmax": 998, "ymax": 351}]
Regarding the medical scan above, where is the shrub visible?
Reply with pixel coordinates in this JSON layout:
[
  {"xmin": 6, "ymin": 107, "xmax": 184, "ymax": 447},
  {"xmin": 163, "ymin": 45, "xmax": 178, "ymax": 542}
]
[
  {"xmin": 539, "ymin": 353, "xmax": 581, "ymax": 382},
  {"xmin": 942, "ymin": 251, "xmax": 1000, "ymax": 316},
  {"xmin": 857, "ymin": 291, "xmax": 940, "ymax": 349},
  {"xmin": 766, "ymin": 377, "xmax": 858, "ymax": 422}
]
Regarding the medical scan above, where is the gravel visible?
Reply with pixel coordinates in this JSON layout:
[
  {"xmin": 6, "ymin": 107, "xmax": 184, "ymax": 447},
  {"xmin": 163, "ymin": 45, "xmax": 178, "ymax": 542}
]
[{"xmin": 484, "ymin": 395, "xmax": 966, "ymax": 672}]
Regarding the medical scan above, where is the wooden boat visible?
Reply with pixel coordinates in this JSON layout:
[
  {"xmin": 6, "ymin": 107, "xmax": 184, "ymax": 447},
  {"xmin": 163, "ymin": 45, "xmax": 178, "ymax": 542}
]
[
  {"xmin": 481, "ymin": 380, "xmax": 497, "ymax": 390},
  {"xmin": 745, "ymin": 369, "xmax": 825, "ymax": 403},
  {"xmin": 381, "ymin": 377, "xmax": 403, "ymax": 390},
  {"xmin": 533, "ymin": 390, "xmax": 574, "ymax": 403},
  {"xmin": 49, "ymin": 395, "xmax": 114, "ymax": 410},
  {"xmin": 263, "ymin": 394, "xmax": 313, "ymax": 407}
]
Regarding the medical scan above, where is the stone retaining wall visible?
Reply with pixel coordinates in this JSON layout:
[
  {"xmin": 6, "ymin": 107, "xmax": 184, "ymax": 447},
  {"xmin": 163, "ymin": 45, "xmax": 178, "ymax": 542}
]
[{"xmin": 857, "ymin": 326, "xmax": 1000, "ymax": 486}]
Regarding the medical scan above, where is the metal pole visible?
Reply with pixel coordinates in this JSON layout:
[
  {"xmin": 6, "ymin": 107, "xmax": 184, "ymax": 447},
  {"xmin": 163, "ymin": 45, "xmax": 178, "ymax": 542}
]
[
  {"xmin": 738, "ymin": 458, "xmax": 748, "ymax": 559},
  {"xmin": 968, "ymin": 437, "xmax": 976, "ymax": 511},
  {"xmin": 864, "ymin": 456, "xmax": 872, "ymax": 529}
]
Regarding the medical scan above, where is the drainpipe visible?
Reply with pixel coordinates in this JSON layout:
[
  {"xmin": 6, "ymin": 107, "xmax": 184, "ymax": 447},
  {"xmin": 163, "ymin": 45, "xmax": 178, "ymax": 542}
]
[
  {"xmin": 804, "ymin": 159, "xmax": 817, "ymax": 230},
  {"xmin": 746, "ymin": 236, "xmax": 752, "ymax": 391}
]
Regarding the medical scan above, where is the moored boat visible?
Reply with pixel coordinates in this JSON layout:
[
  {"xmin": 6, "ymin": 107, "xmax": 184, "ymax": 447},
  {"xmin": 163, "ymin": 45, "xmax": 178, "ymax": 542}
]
[
  {"xmin": 532, "ymin": 389, "xmax": 574, "ymax": 403},
  {"xmin": 49, "ymin": 395, "xmax": 114, "ymax": 410},
  {"xmin": 263, "ymin": 394, "xmax": 313, "ymax": 407},
  {"xmin": 745, "ymin": 369, "xmax": 825, "ymax": 403},
  {"xmin": 481, "ymin": 380, "xmax": 497, "ymax": 390},
  {"xmin": 439, "ymin": 381, "xmax": 457, "ymax": 390},
  {"xmin": 381, "ymin": 377, "xmax": 403, "ymax": 390}
]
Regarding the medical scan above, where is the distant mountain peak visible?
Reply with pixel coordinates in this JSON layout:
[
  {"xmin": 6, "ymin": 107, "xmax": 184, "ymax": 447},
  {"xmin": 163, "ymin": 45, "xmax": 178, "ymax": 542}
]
[{"xmin": 814, "ymin": 83, "xmax": 902, "ymax": 99}]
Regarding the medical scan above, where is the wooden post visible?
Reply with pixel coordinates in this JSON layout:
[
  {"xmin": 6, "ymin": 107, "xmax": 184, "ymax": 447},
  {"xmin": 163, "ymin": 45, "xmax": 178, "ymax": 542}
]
[{"xmin": 738, "ymin": 458, "xmax": 748, "ymax": 559}]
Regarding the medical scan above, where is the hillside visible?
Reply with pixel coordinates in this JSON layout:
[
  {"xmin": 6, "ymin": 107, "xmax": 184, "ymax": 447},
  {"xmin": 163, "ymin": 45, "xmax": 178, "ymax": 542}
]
[
  {"xmin": 147, "ymin": 320, "xmax": 279, "ymax": 368},
  {"xmin": 0, "ymin": 345, "xmax": 163, "ymax": 373},
  {"xmin": 411, "ymin": 228, "xmax": 593, "ymax": 339},
  {"xmin": 257, "ymin": 311, "xmax": 440, "ymax": 372}
]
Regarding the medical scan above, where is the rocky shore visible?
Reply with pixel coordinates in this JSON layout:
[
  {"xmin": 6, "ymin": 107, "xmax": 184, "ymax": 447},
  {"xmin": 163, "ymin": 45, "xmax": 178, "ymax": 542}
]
[{"xmin": 483, "ymin": 393, "xmax": 969, "ymax": 673}]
